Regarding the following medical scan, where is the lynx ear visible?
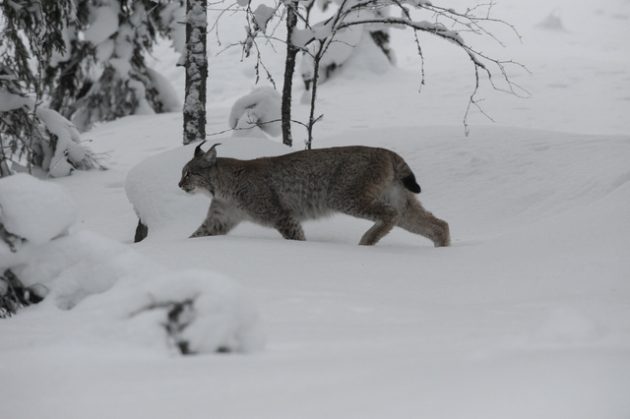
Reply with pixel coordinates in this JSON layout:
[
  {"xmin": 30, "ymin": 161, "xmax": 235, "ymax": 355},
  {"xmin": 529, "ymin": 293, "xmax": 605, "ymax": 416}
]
[
  {"xmin": 203, "ymin": 143, "xmax": 221, "ymax": 164},
  {"xmin": 194, "ymin": 140, "xmax": 207, "ymax": 157}
]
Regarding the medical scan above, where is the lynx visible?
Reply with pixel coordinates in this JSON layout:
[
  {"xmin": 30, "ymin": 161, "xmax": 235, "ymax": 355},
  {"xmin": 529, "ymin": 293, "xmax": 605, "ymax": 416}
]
[{"xmin": 179, "ymin": 142, "xmax": 450, "ymax": 247}]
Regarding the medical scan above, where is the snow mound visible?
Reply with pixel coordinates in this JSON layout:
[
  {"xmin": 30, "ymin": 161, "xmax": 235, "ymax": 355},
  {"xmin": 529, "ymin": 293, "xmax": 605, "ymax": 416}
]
[
  {"xmin": 300, "ymin": 24, "xmax": 363, "ymax": 86},
  {"xmin": 129, "ymin": 270, "xmax": 265, "ymax": 354},
  {"xmin": 0, "ymin": 174, "xmax": 77, "ymax": 245},
  {"xmin": 125, "ymin": 136, "xmax": 289, "ymax": 238},
  {"xmin": 228, "ymin": 87, "xmax": 282, "ymax": 137},
  {"xmin": 14, "ymin": 230, "xmax": 264, "ymax": 354},
  {"xmin": 1, "ymin": 172, "xmax": 263, "ymax": 354},
  {"xmin": 536, "ymin": 12, "xmax": 567, "ymax": 31}
]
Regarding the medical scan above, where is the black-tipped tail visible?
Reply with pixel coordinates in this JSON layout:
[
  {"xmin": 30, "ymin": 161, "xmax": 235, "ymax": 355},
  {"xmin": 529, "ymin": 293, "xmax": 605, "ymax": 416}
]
[{"xmin": 402, "ymin": 174, "xmax": 421, "ymax": 193}]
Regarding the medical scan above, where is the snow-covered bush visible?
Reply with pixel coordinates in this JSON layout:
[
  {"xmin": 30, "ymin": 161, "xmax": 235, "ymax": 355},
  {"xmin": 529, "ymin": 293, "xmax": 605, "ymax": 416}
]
[
  {"xmin": 125, "ymin": 136, "xmax": 289, "ymax": 241},
  {"xmin": 0, "ymin": 173, "xmax": 77, "ymax": 316},
  {"xmin": 228, "ymin": 87, "xmax": 282, "ymax": 137},
  {"xmin": 0, "ymin": 72, "xmax": 103, "ymax": 177},
  {"xmin": 1, "ymin": 173, "xmax": 264, "ymax": 354},
  {"xmin": 0, "ymin": 174, "xmax": 76, "ymax": 253}
]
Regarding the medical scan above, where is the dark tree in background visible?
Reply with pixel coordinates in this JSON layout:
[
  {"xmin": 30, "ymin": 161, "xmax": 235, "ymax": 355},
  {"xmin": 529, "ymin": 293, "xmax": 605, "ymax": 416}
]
[
  {"xmin": 0, "ymin": 0, "xmax": 186, "ymax": 177},
  {"xmin": 44, "ymin": 0, "xmax": 184, "ymax": 132},
  {"xmin": 0, "ymin": 0, "xmax": 100, "ymax": 177}
]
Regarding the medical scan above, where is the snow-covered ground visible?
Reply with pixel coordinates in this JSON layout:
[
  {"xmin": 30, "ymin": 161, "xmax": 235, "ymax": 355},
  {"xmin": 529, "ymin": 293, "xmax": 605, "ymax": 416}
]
[{"xmin": 2, "ymin": 0, "xmax": 630, "ymax": 418}]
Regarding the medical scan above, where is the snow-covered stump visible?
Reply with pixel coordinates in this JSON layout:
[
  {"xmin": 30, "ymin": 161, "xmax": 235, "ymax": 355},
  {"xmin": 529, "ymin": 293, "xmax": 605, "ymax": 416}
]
[{"xmin": 183, "ymin": 0, "xmax": 208, "ymax": 145}]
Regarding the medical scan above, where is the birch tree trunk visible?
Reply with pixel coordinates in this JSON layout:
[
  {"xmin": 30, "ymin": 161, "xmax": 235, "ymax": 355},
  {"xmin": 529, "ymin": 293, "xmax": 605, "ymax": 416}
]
[
  {"xmin": 183, "ymin": 0, "xmax": 208, "ymax": 145},
  {"xmin": 281, "ymin": 0, "xmax": 299, "ymax": 147}
]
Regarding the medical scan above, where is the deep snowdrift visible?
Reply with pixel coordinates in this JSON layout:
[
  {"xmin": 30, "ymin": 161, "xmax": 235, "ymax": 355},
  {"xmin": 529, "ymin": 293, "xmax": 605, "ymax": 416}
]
[
  {"xmin": 2, "ymin": 174, "xmax": 263, "ymax": 355},
  {"xmin": 2, "ymin": 118, "xmax": 628, "ymax": 419}
]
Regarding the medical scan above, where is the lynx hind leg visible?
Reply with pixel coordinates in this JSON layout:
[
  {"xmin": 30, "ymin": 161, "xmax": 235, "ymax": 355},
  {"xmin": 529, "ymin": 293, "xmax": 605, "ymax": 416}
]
[
  {"xmin": 190, "ymin": 199, "xmax": 240, "ymax": 238},
  {"xmin": 398, "ymin": 196, "xmax": 450, "ymax": 247},
  {"xmin": 345, "ymin": 201, "xmax": 400, "ymax": 246}
]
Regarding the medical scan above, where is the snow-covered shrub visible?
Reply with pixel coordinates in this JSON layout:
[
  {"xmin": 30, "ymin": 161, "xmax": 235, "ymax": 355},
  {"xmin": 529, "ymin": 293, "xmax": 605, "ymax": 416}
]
[
  {"xmin": 125, "ymin": 137, "xmax": 289, "ymax": 241},
  {"xmin": 0, "ymin": 173, "xmax": 263, "ymax": 353},
  {"xmin": 0, "ymin": 72, "xmax": 103, "ymax": 177},
  {"xmin": 0, "ymin": 174, "xmax": 76, "ymax": 251},
  {"xmin": 228, "ymin": 87, "xmax": 282, "ymax": 137},
  {"xmin": 0, "ymin": 173, "xmax": 76, "ymax": 316}
]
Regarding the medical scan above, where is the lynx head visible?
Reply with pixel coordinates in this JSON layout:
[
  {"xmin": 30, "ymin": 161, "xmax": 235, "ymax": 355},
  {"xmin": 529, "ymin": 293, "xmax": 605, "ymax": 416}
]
[{"xmin": 178, "ymin": 141, "xmax": 221, "ymax": 194}]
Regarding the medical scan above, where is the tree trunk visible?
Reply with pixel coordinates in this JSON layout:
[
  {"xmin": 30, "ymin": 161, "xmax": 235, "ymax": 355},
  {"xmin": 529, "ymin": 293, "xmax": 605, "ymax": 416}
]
[
  {"xmin": 183, "ymin": 0, "xmax": 208, "ymax": 145},
  {"xmin": 281, "ymin": 0, "xmax": 299, "ymax": 147}
]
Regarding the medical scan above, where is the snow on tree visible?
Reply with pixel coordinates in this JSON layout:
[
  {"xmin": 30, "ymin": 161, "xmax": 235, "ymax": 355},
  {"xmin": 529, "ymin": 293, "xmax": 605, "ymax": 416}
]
[
  {"xmin": 228, "ymin": 87, "xmax": 282, "ymax": 137},
  {"xmin": 0, "ymin": 0, "xmax": 185, "ymax": 139},
  {"xmin": 0, "ymin": 1, "xmax": 102, "ymax": 177},
  {"xmin": 299, "ymin": 23, "xmax": 363, "ymax": 90},
  {"xmin": 300, "ymin": 0, "xmax": 394, "ymax": 89},
  {"xmin": 58, "ymin": 0, "xmax": 183, "ymax": 132},
  {"xmin": 183, "ymin": 0, "xmax": 208, "ymax": 145}
]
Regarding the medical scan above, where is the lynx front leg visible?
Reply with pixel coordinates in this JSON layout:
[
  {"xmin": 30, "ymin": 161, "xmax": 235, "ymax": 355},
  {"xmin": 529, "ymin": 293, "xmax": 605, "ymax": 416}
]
[
  {"xmin": 274, "ymin": 215, "xmax": 306, "ymax": 241},
  {"xmin": 398, "ymin": 197, "xmax": 450, "ymax": 247},
  {"xmin": 190, "ymin": 199, "xmax": 240, "ymax": 238}
]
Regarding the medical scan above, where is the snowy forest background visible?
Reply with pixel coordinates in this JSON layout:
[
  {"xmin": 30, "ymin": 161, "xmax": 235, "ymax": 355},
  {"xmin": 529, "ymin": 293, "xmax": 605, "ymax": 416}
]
[{"xmin": 1, "ymin": 0, "xmax": 629, "ymax": 418}]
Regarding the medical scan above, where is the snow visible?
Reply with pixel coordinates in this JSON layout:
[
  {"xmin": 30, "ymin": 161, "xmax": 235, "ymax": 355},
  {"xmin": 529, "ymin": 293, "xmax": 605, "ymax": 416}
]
[
  {"xmin": 2, "ymin": 0, "xmax": 630, "ymax": 418},
  {"xmin": 125, "ymin": 137, "xmax": 289, "ymax": 238},
  {"xmin": 253, "ymin": 4, "xmax": 276, "ymax": 32},
  {"xmin": 36, "ymin": 107, "xmax": 88, "ymax": 177},
  {"xmin": 159, "ymin": 3, "xmax": 186, "ymax": 63},
  {"xmin": 536, "ymin": 12, "xmax": 567, "ymax": 32},
  {"xmin": 84, "ymin": 5, "xmax": 119, "ymax": 45},
  {"xmin": 0, "ymin": 174, "xmax": 77, "ymax": 247},
  {"xmin": 300, "ymin": 24, "xmax": 363, "ymax": 83},
  {"xmin": 228, "ymin": 87, "xmax": 282, "ymax": 137},
  {"xmin": 147, "ymin": 68, "xmax": 182, "ymax": 113},
  {"xmin": 1, "ymin": 176, "xmax": 263, "ymax": 354},
  {"xmin": 0, "ymin": 88, "xmax": 31, "ymax": 112}
]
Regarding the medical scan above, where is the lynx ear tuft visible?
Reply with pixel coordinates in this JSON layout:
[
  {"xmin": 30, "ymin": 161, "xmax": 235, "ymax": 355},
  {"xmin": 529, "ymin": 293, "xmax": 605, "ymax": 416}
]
[
  {"xmin": 204, "ymin": 143, "xmax": 221, "ymax": 164},
  {"xmin": 194, "ymin": 140, "xmax": 207, "ymax": 157}
]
